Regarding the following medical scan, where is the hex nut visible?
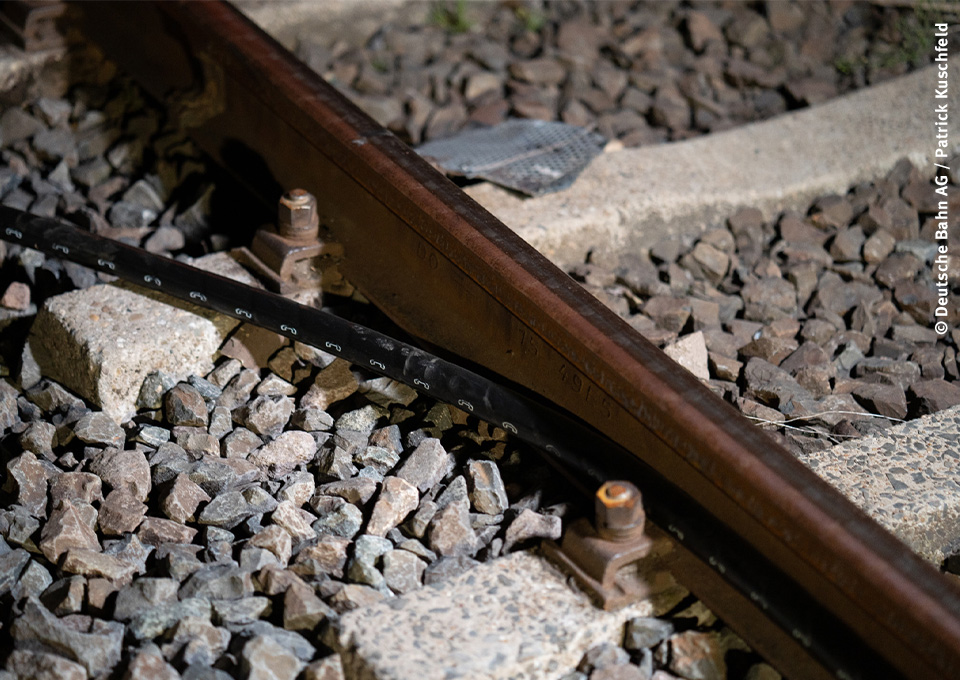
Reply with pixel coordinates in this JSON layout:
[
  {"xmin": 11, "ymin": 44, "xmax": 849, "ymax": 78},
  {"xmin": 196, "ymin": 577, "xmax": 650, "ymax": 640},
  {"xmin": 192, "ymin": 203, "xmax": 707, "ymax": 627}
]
[
  {"xmin": 595, "ymin": 480, "xmax": 645, "ymax": 541},
  {"xmin": 277, "ymin": 188, "xmax": 319, "ymax": 240}
]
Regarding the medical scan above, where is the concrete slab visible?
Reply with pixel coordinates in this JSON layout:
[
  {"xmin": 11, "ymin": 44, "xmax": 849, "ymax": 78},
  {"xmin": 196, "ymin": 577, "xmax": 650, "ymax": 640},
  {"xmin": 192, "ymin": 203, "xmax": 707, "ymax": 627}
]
[
  {"xmin": 465, "ymin": 59, "xmax": 960, "ymax": 267},
  {"xmin": 330, "ymin": 550, "xmax": 686, "ymax": 680},
  {"xmin": 234, "ymin": 0, "xmax": 424, "ymax": 51},
  {"xmin": 798, "ymin": 406, "xmax": 960, "ymax": 565},
  {"xmin": 28, "ymin": 254, "xmax": 258, "ymax": 423}
]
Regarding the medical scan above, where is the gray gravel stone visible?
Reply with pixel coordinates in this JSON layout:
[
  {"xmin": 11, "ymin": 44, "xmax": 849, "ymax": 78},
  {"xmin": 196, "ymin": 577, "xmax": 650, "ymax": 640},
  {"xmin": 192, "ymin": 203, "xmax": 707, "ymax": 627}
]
[
  {"xmin": 137, "ymin": 371, "xmax": 177, "ymax": 410},
  {"xmin": 113, "ymin": 577, "xmax": 179, "ymax": 621},
  {"xmin": 382, "ymin": 549, "xmax": 427, "ymax": 594},
  {"xmin": 128, "ymin": 597, "xmax": 212, "ymax": 640},
  {"xmin": 20, "ymin": 421, "xmax": 57, "ymax": 458},
  {"xmin": 625, "ymin": 617, "xmax": 675, "ymax": 650},
  {"xmin": 249, "ymin": 431, "xmax": 317, "ymax": 474},
  {"xmin": 180, "ymin": 563, "xmax": 254, "ymax": 601},
  {"xmin": 355, "ymin": 445, "xmax": 400, "ymax": 474},
  {"xmin": 312, "ymin": 497, "xmax": 363, "ymax": 539},
  {"xmin": 396, "ymin": 438, "xmax": 452, "ymax": 493},
  {"xmin": 317, "ymin": 447, "xmax": 358, "ymax": 481},
  {"xmin": 198, "ymin": 490, "xmax": 253, "ymax": 529},
  {"xmin": 237, "ymin": 395, "xmax": 295, "ymax": 439},
  {"xmin": 73, "ymin": 411, "xmax": 125, "ymax": 447},
  {"xmin": 503, "ymin": 508, "xmax": 562, "ymax": 552},
  {"xmin": 12, "ymin": 597, "xmax": 124, "ymax": 677},
  {"xmin": 0, "ymin": 548, "xmax": 31, "ymax": 596},
  {"xmin": 12, "ymin": 558, "xmax": 52, "ymax": 601}
]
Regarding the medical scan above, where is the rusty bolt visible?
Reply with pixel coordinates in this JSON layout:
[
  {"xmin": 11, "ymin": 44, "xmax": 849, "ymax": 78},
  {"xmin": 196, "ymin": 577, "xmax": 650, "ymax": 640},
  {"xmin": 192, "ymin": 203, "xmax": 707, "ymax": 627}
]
[
  {"xmin": 595, "ymin": 481, "xmax": 645, "ymax": 542},
  {"xmin": 277, "ymin": 188, "xmax": 319, "ymax": 241}
]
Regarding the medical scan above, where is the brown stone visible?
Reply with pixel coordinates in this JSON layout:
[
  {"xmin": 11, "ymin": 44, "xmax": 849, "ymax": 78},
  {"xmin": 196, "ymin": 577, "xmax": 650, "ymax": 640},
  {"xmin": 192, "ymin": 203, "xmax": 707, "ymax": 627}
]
[
  {"xmin": 283, "ymin": 581, "xmax": 333, "ymax": 631},
  {"xmin": 643, "ymin": 296, "xmax": 691, "ymax": 332},
  {"xmin": 909, "ymin": 380, "xmax": 960, "ymax": 416},
  {"xmin": 508, "ymin": 58, "xmax": 566, "ymax": 86},
  {"xmin": 161, "ymin": 473, "xmax": 212, "ymax": 524},
  {"xmin": 62, "ymin": 549, "xmax": 137, "ymax": 583},
  {"xmin": 138, "ymin": 516, "xmax": 198, "ymax": 546},
  {"xmin": 122, "ymin": 651, "xmax": 181, "ymax": 680},
  {"xmin": 271, "ymin": 500, "xmax": 315, "ymax": 545},
  {"xmin": 40, "ymin": 500, "xmax": 100, "ymax": 563},
  {"xmin": 293, "ymin": 536, "xmax": 350, "ymax": 578},
  {"xmin": 165, "ymin": 383, "xmax": 208, "ymax": 427},
  {"xmin": 241, "ymin": 634, "xmax": 305, "ymax": 680},
  {"xmin": 685, "ymin": 11, "xmax": 724, "ymax": 52},
  {"xmin": 851, "ymin": 382, "xmax": 908, "ymax": 420},
  {"xmin": 669, "ymin": 631, "xmax": 726, "ymax": 680},
  {"xmin": 1, "ymin": 281, "xmax": 31, "ymax": 310},
  {"xmin": 7, "ymin": 649, "xmax": 87, "ymax": 680},
  {"xmin": 739, "ymin": 336, "xmax": 798, "ymax": 366},
  {"xmin": 863, "ymin": 229, "xmax": 896, "ymax": 263},
  {"xmin": 88, "ymin": 448, "xmax": 151, "ymax": 502},
  {"xmin": 300, "ymin": 359, "xmax": 358, "ymax": 411},
  {"xmin": 304, "ymin": 656, "xmax": 346, "ymax": 680},
  {"xmin": 250, "ymin": 524, "xmax": 293, "ymax": 565},
  {"xmin": 98, "ymin": 489, "xmax": 147, "ymax": 535},
  {"xmin": 249, "ymin": 430, "xmax": 317, "ymax": 474},
  {"xmin": 367, "ymin": 476, "xmax": 419, "ymax": 537},
  {"xmin": 5, "ymin": 451, "xmax": 49, "ymax": 517}
]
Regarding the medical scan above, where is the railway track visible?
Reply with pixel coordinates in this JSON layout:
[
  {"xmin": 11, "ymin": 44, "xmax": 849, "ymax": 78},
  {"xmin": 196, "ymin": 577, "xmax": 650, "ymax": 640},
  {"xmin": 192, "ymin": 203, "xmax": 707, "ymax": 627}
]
[{"xmin": 2, "ymin": 1, "xmax": 958, "ymax": 678}]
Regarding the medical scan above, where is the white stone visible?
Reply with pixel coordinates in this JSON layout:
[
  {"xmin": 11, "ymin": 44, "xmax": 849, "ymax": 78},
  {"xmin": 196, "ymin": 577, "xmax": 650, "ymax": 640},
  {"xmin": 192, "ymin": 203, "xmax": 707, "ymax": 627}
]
[
  {"xmin": 28, "ymin": 254, "xmax": 257, "ymax": 423},
  {"xmin": 663, "ymin": 332, "xmax": 709, "ymax": 381}
]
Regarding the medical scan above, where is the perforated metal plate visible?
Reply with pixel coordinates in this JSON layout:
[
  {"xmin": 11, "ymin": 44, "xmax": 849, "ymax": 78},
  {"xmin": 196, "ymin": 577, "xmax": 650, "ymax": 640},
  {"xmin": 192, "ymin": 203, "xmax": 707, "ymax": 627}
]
[{"xmin": 416, "ymin": 119, "xmax": 606, "ymax": 197}]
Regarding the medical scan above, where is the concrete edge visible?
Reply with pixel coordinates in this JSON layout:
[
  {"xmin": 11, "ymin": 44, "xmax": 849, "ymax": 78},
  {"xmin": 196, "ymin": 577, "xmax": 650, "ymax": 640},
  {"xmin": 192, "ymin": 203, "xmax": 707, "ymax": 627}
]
[{"xmin": 465, "ymin": 58, "xmax": 960, "ymax": 266}]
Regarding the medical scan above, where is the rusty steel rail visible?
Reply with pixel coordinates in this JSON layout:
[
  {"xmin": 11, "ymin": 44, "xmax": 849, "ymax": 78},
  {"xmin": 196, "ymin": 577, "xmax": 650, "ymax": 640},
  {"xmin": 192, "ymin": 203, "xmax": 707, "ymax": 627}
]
[{"xmin": 75, "ymin": 2, "xmax": 960, "ymax": 678}]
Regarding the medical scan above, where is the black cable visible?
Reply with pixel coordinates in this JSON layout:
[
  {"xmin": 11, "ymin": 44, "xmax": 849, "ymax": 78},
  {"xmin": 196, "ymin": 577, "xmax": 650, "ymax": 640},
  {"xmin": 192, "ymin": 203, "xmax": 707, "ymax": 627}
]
[{"xmin": 0, "ymin": 206, "xmax": 613, "ymax": 485}]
